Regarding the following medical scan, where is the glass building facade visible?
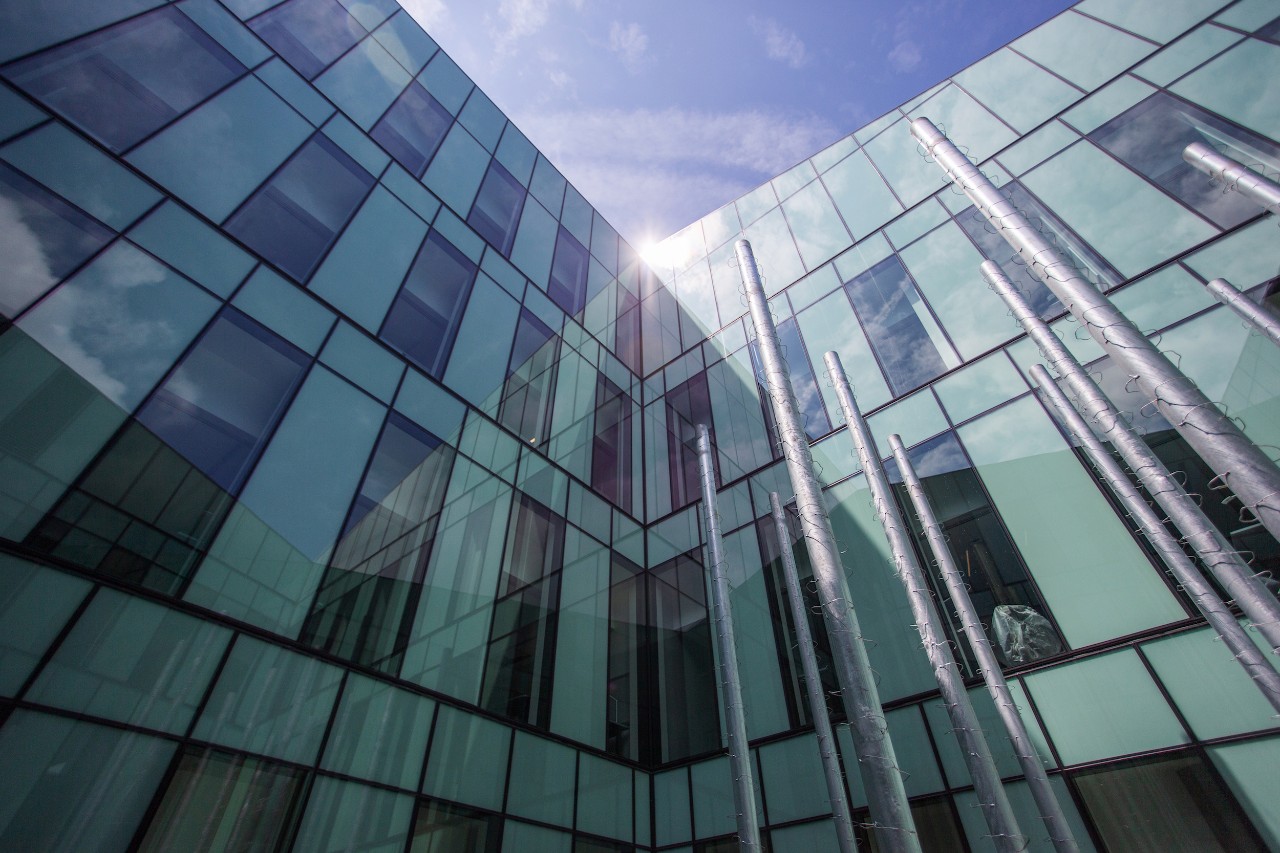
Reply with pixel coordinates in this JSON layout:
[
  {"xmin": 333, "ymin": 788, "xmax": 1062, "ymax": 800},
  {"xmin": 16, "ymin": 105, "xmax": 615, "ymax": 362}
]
[{"xmin": 0, "ymin": 0, "xmax": 1278, "ymax": 850}]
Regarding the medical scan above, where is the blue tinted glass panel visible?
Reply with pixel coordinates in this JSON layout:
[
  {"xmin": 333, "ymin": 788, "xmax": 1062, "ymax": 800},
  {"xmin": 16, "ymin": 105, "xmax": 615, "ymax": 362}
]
[
  {"xmin": 371, "ymin": 81, "xmax": 452, "ymax": 177},
  {"xmin": 381, "ymin": 230, "xmax": 478, "ymax": 377},
  {"xmin": 844, "ymin": 256, "xmax": 948, "ymax": 397},
  {"xmin": 225, "ymin": 134, "xmax": 373, "ymax": 281},
  {"xmin": 1091, "ymin": 92, "xmax": 1280, "ymax": 229},
  {"xmin": 468, "ymin": 161, "xmax": 525, "ymax": 255},
  {"xmin": 0, "ymin": 161, "xmax": 111, "ymax": 317},
  {"xmin": 777, "ymin": 318, "xmax": 830, "ymax": 438},
  {"xmin": 2, "ymin": 7, "xmax": 244, "ymax": 152},
  {"xmin": 136, "ymin": 310, "xmax": 309, "ymax": 492},
  {"xmin": 249, "ymin": 0, "xmax": 365, "ymax": 79},
  {"xmin": 547, "ymin": 227, "xmax": 589, "ymax": 317}
]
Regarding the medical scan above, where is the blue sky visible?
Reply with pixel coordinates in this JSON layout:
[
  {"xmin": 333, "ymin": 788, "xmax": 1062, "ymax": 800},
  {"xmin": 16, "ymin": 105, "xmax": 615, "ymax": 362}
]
[{"xmin": 396, "ymin": 0, "xmax": 1077, "ymax": 247}]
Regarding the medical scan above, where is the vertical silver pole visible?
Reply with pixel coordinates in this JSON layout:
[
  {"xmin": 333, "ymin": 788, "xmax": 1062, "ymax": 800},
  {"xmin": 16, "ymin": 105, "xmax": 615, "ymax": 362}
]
[
  {"xmin": 825, "ymin": 349, "xmax": 1026, "ymax": 853},
  {"xmin": 983, "ymin": 261, "xmax": 1280, "ymax": 656},
  {"xmin": 696, "ymin": 423, "xmax": 762, "ymax": 853},
  {"xmin": 912, "ymin": 117, "xmax": 1280, "ymax": 544},
  {"xmin": 1029, "ymin": 364, "xmax": 1280, "ymax": 713},
  {"xmin": 890, "ymin": 435, "xmax": 1083, "ymax": 853},
  {"xmin": 735, "ymin": 239, "xmax": 921, "ymax": 853},
  {"xmin": 768, "ymin": 492, "xmax": 861, "ymax": 853},
  {"xmin": 1183, "ymin": 142, "xmax": 1280, "ymax": 215},
  {"xmin": 1204, "ymin": 278, "xmax": 1280, "ymax": 349}
]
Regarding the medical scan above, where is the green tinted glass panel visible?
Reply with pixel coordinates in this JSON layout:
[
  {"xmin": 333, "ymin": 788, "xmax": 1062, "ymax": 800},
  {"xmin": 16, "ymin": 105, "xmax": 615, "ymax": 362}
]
[
  {"xmin": 1024, "ymin": 649, "xmax": 1188, "ymax": 765},
  {"xmin": 690, "ymin": 756, "xmax": 737, "ymax": 839},
  {"xmin": 1134, "ymin": 23, "xmax": 1242, "ymax": 86},
  {"xmin": 1078, "ymin": 0, "xmax": 1231, "ymax": 43},
  {"xmin": 795, "ymin": 289, "xmax": 890, "ymax": 417},
  {"xmin": 955, "ymin": 48, "xmax": 1082, "ymax": 133},
  {"xmin": 322, "ymin": 673, "xmax": 435, "ymax": 789},
  {"xmin": 507, "ymin": 732, "xmax": 576, "ymax": 826},
  {"xmin": 27, "ymin": 588, "xmax": 230, "ymax": 734},
  {"xmin": 0, "ymin": 555, "xmax": 92, "ymax": 696},
  {"xmin": 821, "ymin": 150, "xmax": 903, "ymax": 240},
  {"xmin": 758, "ymin": 734, "xmax": 830, "ymax": 823},
  {"xmin": 576, "ymin": 753, "xmax": 633, "ymax": 841},
  {"xmin": 127, "ymin": 201, "xmax": 255, "ymax": 297},
  {"xmin": 1210, "ymin": 737, "xmax": 1280, "ymax": 850},
  {"xmin": 955, "ymin": 777, "xmax": 1095, "ymax": 853},
  {"xmin": 1184, "ymin": 218, "xmax": 1280, "ymax": 291},
  {"xmin": 934, "ymin": 352, "xmax": 1026, "ymax": 424},
  {"xmin": 863, "ymin": 118, "xmax": 946, "ymax": 210},
  {"xmin": 654, "ymin": 767, "xmax": 692, "ymax": 846},
  {"xmin": 292, "ymin": 776, "xmax": 415, "ymax": 853},
  {"xmin": 743, "ymin": 207, "xmax": 805, "ymax": 295},
  {"xmin": 781, "ymin": 180, "xmax": 852, "ymax": 270},
  {"xmin": 316, "ymin": 36, "xmax": 409, "ymax": 130},
  {"xmin": 1022, "ymin": 141, "xmax": 1215, "ymax": 278},
  {"xmin": 915, "ymin": 83, "xmax": 1017, "ymax": 161},
  {"xmin": 958, "ymin": 396, "xmax": 1184, "ymax": 647},
  {"xmin": 1013, "ymin": 11, "xmax": 1157, "ymax": 91},
  {"xmin": 421, "ymin": 705, "xmax": 510, "ymax": 810}
]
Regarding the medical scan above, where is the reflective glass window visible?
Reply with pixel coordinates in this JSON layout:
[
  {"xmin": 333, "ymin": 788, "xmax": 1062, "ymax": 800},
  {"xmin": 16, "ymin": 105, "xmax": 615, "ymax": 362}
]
[
  {"xmin": 468, "ymin": 161, "xmax": 526, "ymax": 256},
  {"xmin": 500, "ymin": 308, "xmax": 560, "ymax": 447},
  {"xmin": 0, "ymin": 556, "xmax": 92, "ymax": 696},
  {"xmin": 2, "ymin": 6, "xmax": 244, "ymax": 152},
  {"xmin": 606, "ymin": 554, "xmax": 647, "ymax": 762},
  {"xmin": 843, "ymin": 256, "xmax": 949, "ymax": 397},
  {"xmin": 381, "ymin": 230, "xmax": 479, "ymax": 378},
  {"xmin": 410, "ymin": 800, "xmax": 501, "ymax": 853},
  {"xmin": 302, "ymin": 412, "xmax": 454, "ymax": 672},
  {"xmin": 853, "ymin": 796, "xmax": 967, "ymax": 852},
  {"xmin": 651, "ymin": 550, "xmax": 719, "ymax": 763},
  {"xmin": 225, "ymin": 133, "xmax": 374, "ymax": 282},
  {"xmin": 249, "ymin": 0, "xmax": 365, "ymax": 80},
  {"xmin": 1091, "ymin": 92, "xmax": 1280, "ymax": 229},
  {"xmin": 1073, "ymin": 752, "xmax": 1264, "ymax": 852},
  {"xmin": 137, "ymin": 310, "xmax": 309, "ymax": 494},
  {"xmin": 884, "ymin": 432, "xmax": 1063, "ymax": 671},
  {"xmin": 548, "ymin": 226, "xmax": 590, "ymax": 317},
  {"xmin": 0, "ymin": 160, "xmax": 112, "ymax": 317},
  {"xmin": 291, "ymin": 776, "xmax": 415, "ymax": 852},
  {"xmin": 663, "ymin": 370, "xmax": 714, "ymax": 511},
  {"xmin": 371, "ymin": 81, "xmax": 453, "ymax": 177},
  {"xmin": 591, "ymin": 374, "xmax": 634, "ymax": 514},
  {"xmin": 137, "ymin": 748, "xmax": 305, "ymax": 853},
  {"xmin": 481, "ymin": 493, "xmax": 565, "ymax": 728}
]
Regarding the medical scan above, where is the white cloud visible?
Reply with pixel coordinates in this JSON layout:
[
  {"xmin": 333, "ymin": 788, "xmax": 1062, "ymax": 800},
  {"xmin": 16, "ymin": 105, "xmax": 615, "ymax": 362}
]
[
  {"xmin": 747, "ymin": 16, "xmax": 808, "ymax": 69},
  {"xmin": 514, "ymin": 107, "xmax": 838, "ymax": 240},
  {"xmin": 608, "ymin": 21, "xmax": 648, "ymax": 72},
  {"xmin": 396, "ymin": 0, "xmax": 449, "ymax": 32},
  {"xmin": 887, "ymin": 38, "xmax": 922, "ymax": 72},
  {"xmin": 492, "ymin": 0, "xmax": 551, "ymax": 55}
]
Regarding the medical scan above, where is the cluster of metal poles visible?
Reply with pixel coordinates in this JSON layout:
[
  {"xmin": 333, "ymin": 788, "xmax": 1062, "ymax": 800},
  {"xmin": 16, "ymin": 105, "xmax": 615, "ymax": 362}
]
[{"xmin": 693, "ymin": 130, "xmax": 1280, "ymax": 852}]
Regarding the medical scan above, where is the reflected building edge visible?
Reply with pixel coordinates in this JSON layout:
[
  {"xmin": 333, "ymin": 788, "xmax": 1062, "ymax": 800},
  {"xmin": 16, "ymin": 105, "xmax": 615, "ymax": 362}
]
[{"xmin": 0, "ymin": 1, "xmax": 1279, "ymax": 851}]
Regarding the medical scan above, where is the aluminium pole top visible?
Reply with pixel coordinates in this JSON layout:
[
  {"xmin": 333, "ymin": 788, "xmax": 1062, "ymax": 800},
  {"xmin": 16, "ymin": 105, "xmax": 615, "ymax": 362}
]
[
  {"xmin": 911, "ymin": 117, "xmax": 1280, "ymax": 545},
  {"xmin": 1183, "ymin": 142, "xmax": 1280, "ymax": 215}
]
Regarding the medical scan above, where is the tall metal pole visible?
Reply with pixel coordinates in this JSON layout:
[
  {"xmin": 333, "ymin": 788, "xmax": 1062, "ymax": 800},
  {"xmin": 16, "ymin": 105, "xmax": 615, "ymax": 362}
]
[
  {"xmin": 983, "ymin": 261, "xmax": 1280, "ymax": 656},
  {"xmin": 768, "ymin": 492, "xmax": 860, "ymax": 853},
  {"xmin": 1183, "ymin": 142, "xmax": 1280, "ymax": 215},
  {"xmin": 1204, "ymin": 278, "xmax": 1280, "ymax": 349},
  {"xmin": 735, "ymin": 239, "xmax": 921, "ymax": 853},
  {"xmin": 825, "ymin": 350, "xmax": 1026, "ymax": 853},
  {"xmin": 912, "ymin": 117, "xmax": 1280, "ymax": 544},
  {"xmin": 889, "ymin": 435, "xmax": 1082, "ymax": 853},
  {"xmin": 1029, "ymin": 364, "xmax": 1280, "ymax": 713},
  {"xmin": 696, "ymin": 424, "xmax": 762, "ymax": 853}
]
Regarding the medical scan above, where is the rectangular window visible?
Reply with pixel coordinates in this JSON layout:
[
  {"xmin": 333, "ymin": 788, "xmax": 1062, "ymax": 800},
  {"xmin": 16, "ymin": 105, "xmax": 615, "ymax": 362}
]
[
  {"xmin": 664, "ymin": 370, "xmax": 714, "ymax": 511},
  {"xmin": 614, "ymin": 287, "xmax": 642, "ymax": 375},
  {"xmin": 225, "ymin": 134, "xmax": 374, "ymax": 282},
  {"xmin": 302, "ymin": 411, "xmax": 455, "ymax": 673},
  {"xmin": 409, "ymin": 800, "xmax": 501, "ymax": 853},
  {"xmin": 843, "ymin": 256, "xmax": 949, "ymax": 397},
  {"xmin": 481, "ymin": 494, "xmax": 565, "ymax": 728},
  {"xmin": 0, "ymin": 161, "xmax": 112, "ymax": 317},
  {"xmin": 748, "ymin": 317, "xmax": 830, "ymax": 445},
  {"xmin": 137, "ymin": 310, "xmax": 310, "ymax": 493},
  {"xmin": 591, "ymin": 374, "xmax": 633, "ymax": 514},
  {"xmin": 371, "ymin": 82, "xmax": 453, "ymax": 177},
  {"xmin": 467, "ymin": 161, "xmax": 525, "ymax": 255},
  {"xmin": 548, "ymin": 226, "xmax": 590, "ymax": 316},
  {"xmin": 249, "ymin": 0, "xmax": 366, "ymax": 80},
  {"xmin": 380, "ymin": 230, "xmax": 478, "ymax": 378},
  {"xmin": 606, "ymin": 553, "xmax": 648, "ymax": 762},
  {"xmin": 499, "ymin": 309, "xmax": 560, "ymax": 448},
  {"xmin": 3, "ymin": 7, "xmax": 245, "ymax": 152},
  {"xmin": 650, "ymin": 551, "xmax": 719, "ymax": 763},
  {"xmin": 1091, "ymin": 92, "xmax": 1280, "ymax": 230},
  {"xmin": 885, "ymin": 431, "xmax": 1064, "ymax": 670}
]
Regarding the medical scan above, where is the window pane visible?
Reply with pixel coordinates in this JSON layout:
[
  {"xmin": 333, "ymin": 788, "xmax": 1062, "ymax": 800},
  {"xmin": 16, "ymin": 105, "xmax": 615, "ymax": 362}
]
[
  {"xmin": 381, "ymin": 230, "xmax": 479, "ymax": 378},
  {"xmin": 843, "ymin": 255, "xmax": 950, "ymax": 397},
  {"xmin": 1091, "ymin": 92, "xmax": 1280, "ymax": 229},
  {"xmin": 137, "ymin": 748, "xmax": 305, "ymax": 853},
  {"xmin": 409, "ymin": 800, "xmax": 501, "ymax": 853},
  {"xmin": 0, "ymin": 555, "xmax": 92, "ymax": 696},
  {"xmin": 292, "ymin": 776, "xmax": 415, "ymax": 853},
  {"xmin": 3, "ymin": 7, "xmax": 244, "ymax": 152},
  {"xmin": 0, "ymin": 161, "xmax": 112, "ymax": 318},
  {"xmin": 137, "ymin": 310, "xmax": 309, "ymax": 493},
  {"xmin": 500, "ymin": 309, "xmax": 560, "ymax": 447},
  {"xmin": 303, "ymin": 412, "xmax": 454, "ymax": 672},
  {"xmin": 321, "ymin": 673, "xmax": 434, "ymax": 789},
  {"xmin": 371, "ymin": 81, "xmax": 453, "ymax": 177},
  {"xmin": 421, "ymin": 705, "xmax": 511, "ymax": 810},
  {"xmin": 27, "ymin": 588, "xmax": 231, "ymax": 733},
  {"xmin": 651, "ymin": 551, "xmax": 719, "ymax": 763},
  {"xmin": 468, "ymin": 161, "xmax": 526, "ymax": 256},
  {"xmin": 249, "ymin": 0, "xmax": 365, "ymax": 80},
  {"xmin": 1074, "ymin": 752, "xmax": 1264, "ymax": 852},
  {"xmin": 548, "ymin": 227, "xmax": 590, "ymax": 316},
  {"xmin": 225, "ymin": 133, "xmax": 374, "ymax": 282},
  {"xmin": 591, "ymin": 375, "xmax": 634, "ymax": 513},
  {"xmin": 663, "ymin": 371, "xmax": 713, "ymax": 511}
]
